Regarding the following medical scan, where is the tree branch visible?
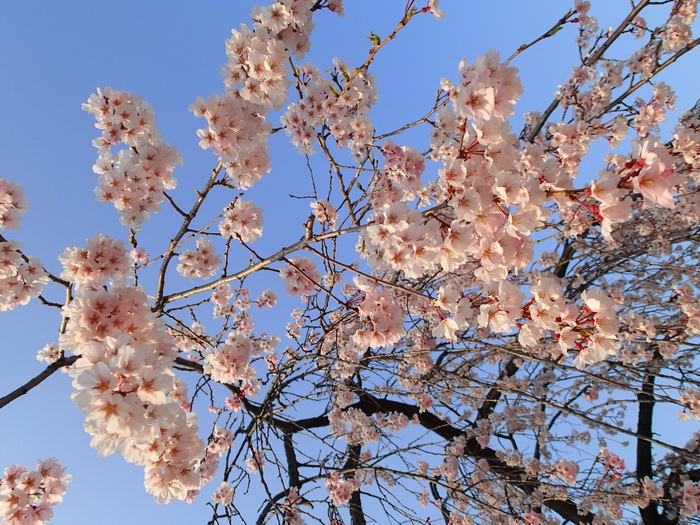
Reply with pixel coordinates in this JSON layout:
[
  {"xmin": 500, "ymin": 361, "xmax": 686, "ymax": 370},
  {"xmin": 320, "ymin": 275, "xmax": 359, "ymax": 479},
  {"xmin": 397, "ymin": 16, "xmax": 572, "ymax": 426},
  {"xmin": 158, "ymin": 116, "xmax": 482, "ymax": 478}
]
[
  {"xmin": 0, "ymin": 355, "xmax": 79, "ymax": 410},
  {"xmin": 526, "ymin": 0, "xmax": 652, "ymax": 142}
]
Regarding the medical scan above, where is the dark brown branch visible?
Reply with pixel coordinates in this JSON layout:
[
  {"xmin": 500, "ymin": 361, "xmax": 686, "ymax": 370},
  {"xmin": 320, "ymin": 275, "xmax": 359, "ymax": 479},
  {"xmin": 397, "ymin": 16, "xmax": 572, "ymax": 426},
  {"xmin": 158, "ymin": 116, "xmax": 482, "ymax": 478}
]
[
  {"xmin": 0, "ymin": 355, "xmax": 79, "ymax": 410},
  {"xmin": 283, "ymin": 432, "xmax": 301, "ymax": 489},
  {"xmin": 177, "ymin": 348, "xmax": 595, "ymax": 524},
  {"xmin": 635, "ymin": 366, "xmax": 672, "ymax": 525},
  {"xmin": 346, "ymin": 444, "xmax": 367, "ymax": 525},
  {"xmin": 352, "ymin": 393, "xmax": 595, "ymax": 524},
  {"xmin": 475, "ymin": 357, "xmax": 520, "ymax": 422},
  {"xmin": 554, "ymin": 239, "xmax": 576, "ymax": 279},
  {"xmin": 430, "ymin": 479, "xmax": 450, "ymax": 525}
]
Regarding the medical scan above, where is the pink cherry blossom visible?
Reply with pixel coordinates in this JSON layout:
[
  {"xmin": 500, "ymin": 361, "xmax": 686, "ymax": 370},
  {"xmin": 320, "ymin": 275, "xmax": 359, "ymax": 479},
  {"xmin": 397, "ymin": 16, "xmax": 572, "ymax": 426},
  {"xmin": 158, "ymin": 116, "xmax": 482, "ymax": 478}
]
[
  {"xmin": 3, "ymin": 2, "xmax": 700, "ymax": 523},
  {"xmin": 219, "ymin": 199, "xmax": 264, "ymax": 242},
  {"xmin": 177, "ymin": 237, "xmax": 221, "ymax": 280},
  {"xmin": 0, "ymin": 459, "xmax": 70, "ymax": 525},
  {"xmin": 59, "ymin": 233, "xmax": 130, "ymax": 289},
  {"xmin": 0, "ymin": 177, "xmax": 28, "ymax": 230},
  {"xmin": 279, "ymin": 255, "xmax": 321, "ymax": 297}
]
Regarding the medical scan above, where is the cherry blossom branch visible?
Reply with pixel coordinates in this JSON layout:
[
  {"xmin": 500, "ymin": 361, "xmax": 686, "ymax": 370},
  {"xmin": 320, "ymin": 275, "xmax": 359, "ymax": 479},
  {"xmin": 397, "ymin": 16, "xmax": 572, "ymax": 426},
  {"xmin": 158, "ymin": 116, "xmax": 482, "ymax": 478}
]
[
  {"xmin": 0, "ymin": 233, "xmax": 71, "ymax": 290},
  {"xmin": 157, "ymin": 225, "xmax": 362, "ymax": 308},
  {"xmin": 334, "ymin": 10, "xmax": 413, "ymax": 102},
  {"xmin": 174, "ymin": 356, "xmax": 331, "ymax": 435},
  {"xmin": 506, "ymin": 9, "xmax": 576, "ymax": 63},
  {"xmin": 36, "ymin": 295, "xmax": 65, "ymax": 309},
  {"xmin": 163, "ymin": 190, "xmax": 188, "ymax": 217},
  {"xmin": 455, "ymin": 336, "xmax": 689, "ymax": 410},
  {"xmin": 281, "ymin": 253, "xmax": 347, "ymax": 306},
  {"xmin": 569, "ymin": 230, "xmax": 700, "ymax": 281},
  {"xmin": 373, "ymin": 91, "xmax": 449, "ymax": 141},
  {"xmin": 474, "ymin": 357, "xmax": 520, "ymax": 422},
  {"xmin": 154, "ymin": 162, "xmax": 222, "ymax": 309},
  {"xmin": 316, "ymin": 135, "xmax": 363, "ymax": 227},
  {"xmin": 585, "ymin": 0, "xmax": 651, "ymax": 65},
  {"xmin": 467, "ymin": 358, "xmax": 697, "ymax": 458},
  {"xmin": 526, "ymin": 0, "xmax": 652, "ymax": 142},
  {"xmin": 304, "ymin": 245, "xmax": 431, "ymax": 301},
  {"xmin": 183, "ymin": 344, "xmax": 600, "ymax": 525},
  {"xmin": 208, "ymin": 360, "xmax": 597, "ymax": 524},
  {"xmin": 479, "ymin": 340, "xmax": 691, "ymax": 407},
  {"xmin": 594, "ymin": 36, "xmax": 700, "ymax": 119}
]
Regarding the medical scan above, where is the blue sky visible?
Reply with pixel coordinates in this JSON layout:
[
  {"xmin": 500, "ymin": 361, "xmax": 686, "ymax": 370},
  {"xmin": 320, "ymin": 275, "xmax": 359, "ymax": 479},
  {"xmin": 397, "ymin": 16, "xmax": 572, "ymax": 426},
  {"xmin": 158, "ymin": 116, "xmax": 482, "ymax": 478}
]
[{"xmin": 1, "ymin": 1, "xmax": 699, "ymax": 523}]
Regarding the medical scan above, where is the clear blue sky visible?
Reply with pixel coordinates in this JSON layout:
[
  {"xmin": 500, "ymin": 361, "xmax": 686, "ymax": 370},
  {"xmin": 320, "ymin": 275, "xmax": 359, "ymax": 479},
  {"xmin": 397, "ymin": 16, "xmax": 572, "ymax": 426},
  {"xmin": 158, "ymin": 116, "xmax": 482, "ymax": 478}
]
[{"xmin": 1, "ymin": 1, "xmax": 698, "ymax": 523}]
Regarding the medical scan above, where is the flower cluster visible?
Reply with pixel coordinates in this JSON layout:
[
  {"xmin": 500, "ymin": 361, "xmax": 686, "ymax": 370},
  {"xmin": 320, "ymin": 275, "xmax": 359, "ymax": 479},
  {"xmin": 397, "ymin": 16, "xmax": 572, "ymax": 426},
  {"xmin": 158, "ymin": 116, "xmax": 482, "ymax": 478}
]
[
  {"xmin": 360, "ymin": 201, "xmax": 441, "ymax": 279},
  {"xmin": 36, "ymin": 342, "xmax": 61, "ymax": 364},
  {"xmin": 419, "ymin": 52, "xmax": 540, "ymax": 283},
  {"xmin": 376, "ymin": 140, "xmax": 426, "ymax": 203},
  {"xmin": 211, "ymin": 283, "xmax": 235, "ymax": 318},
  {"xmin": 675, "ymin": 284, "xmax": 700, "ymax": 336},
  {"xmin": 211, "ymin": 481, "xmax": 234, "ymax": 506},
  {"xmin": 634, "ymin": 82, "xmax": 676, "ymax": 136},
  {"xmin": 309, "ymin": 199, "xmax": 338, "ymax": 230},
  {"xmin": 0, "ymin": 239, "xmax": 48, "ymax": 312},
  {"xmin": 177, "ymin": 237, "xmax": 221, "ymax": 280},
  {"xmin": 83, "ymin": 87, "xmax": 183, "ymax": 226},
  {"xmin": 192, "ymin": 0, "xmax": 342, "ymax": 186},
  {"xmin": 189, "ymin": 93, "xmax": 272, "ymax": 189},
  {"xmin": 325, "ymin": 470, "xmax": 361, "ymax": 506},
  {"xmin": 60, "ymin": 285, "xmax": 205, "ymax": 503},
  {"xmin": 218, "ymin": 199, "xmax": 264, "ymax": 242},
  {"xmin": 0, "ymin": 178, "xmax": 48, "ymax": 311},
  {"xmin": 256, "ymin": 288, "xmax": 277, "ymax": 308},
  {"xmin": 0, "ymin": 459, "xmax": 71, "ymax": 525},
  {"xmin": 674, "ymin": 100, "xmax": 700, "ymax": 170},
  {"xmin": 279, "ymin": 255, "xmax": 321, "ymax": 297},
  {"xmin": 680, "ymin": 387, "xmax": 700, "ymax": 420},
  {"xmin": 682, "ymin": 481, "xmax": 700, "ymax": 517},
  {"xmin": 660, "ymin": 2, "xmax": 696, "ymax": 53},
  {"xmin": 0, "ymin": 177, "xmax": 27, "ymax": 230},
  {"xmin": 353, "ymin": 282, "xmax": 405, "ymax": 349},
  {"xmin": 222, "ymin": 0, "xmax": 320, "ymax": 110},
  {"xmin": 199, "ymin": 427, "xmax": 235, "ymax": 488},
  {"xmin": 551, "ymin": 459, "xmax": 579, "ymax": 485},
  {"xmin": 203, "ymin": 331, "xmax": 256, "ymax": 385},
  {"xmin": 329, "ymin": 407, "xmax": 379, "ymax": 446},
  {"xmin": 283, "ymin": 487, "xmax": 308, "ymax": 525},
  {"xmin": 281, "ymin": 59, "xmax": 377, "ymax": 158},
  {"xmin": 514, "ymin": 277, "xmax": 621, "ymax": 368},
  {"xmin": 628, "ymin": 135, "xmax": 682, "ymax": 209},
  {"xmin": 599, "ymin": 447, "xmax": 626, "ymax": 480},
  {"xmin": 59, "ymin": 233, "xmax": 130, "ymax": 289},
  {"xmin": 441, "ymin": 49, "xmax": 523, "ymax": 123},
  {"xmin": 246, "ymin": 448, "xmax": 266, "ymax": 473}
]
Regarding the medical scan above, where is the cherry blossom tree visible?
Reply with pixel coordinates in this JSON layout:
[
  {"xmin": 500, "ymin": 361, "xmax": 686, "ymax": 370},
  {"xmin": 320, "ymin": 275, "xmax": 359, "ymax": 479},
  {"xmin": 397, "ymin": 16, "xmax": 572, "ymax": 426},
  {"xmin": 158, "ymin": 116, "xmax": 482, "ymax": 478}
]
[{"xmin": 2, "ymin": 0, "xmax": 700, "ymax": 524}]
